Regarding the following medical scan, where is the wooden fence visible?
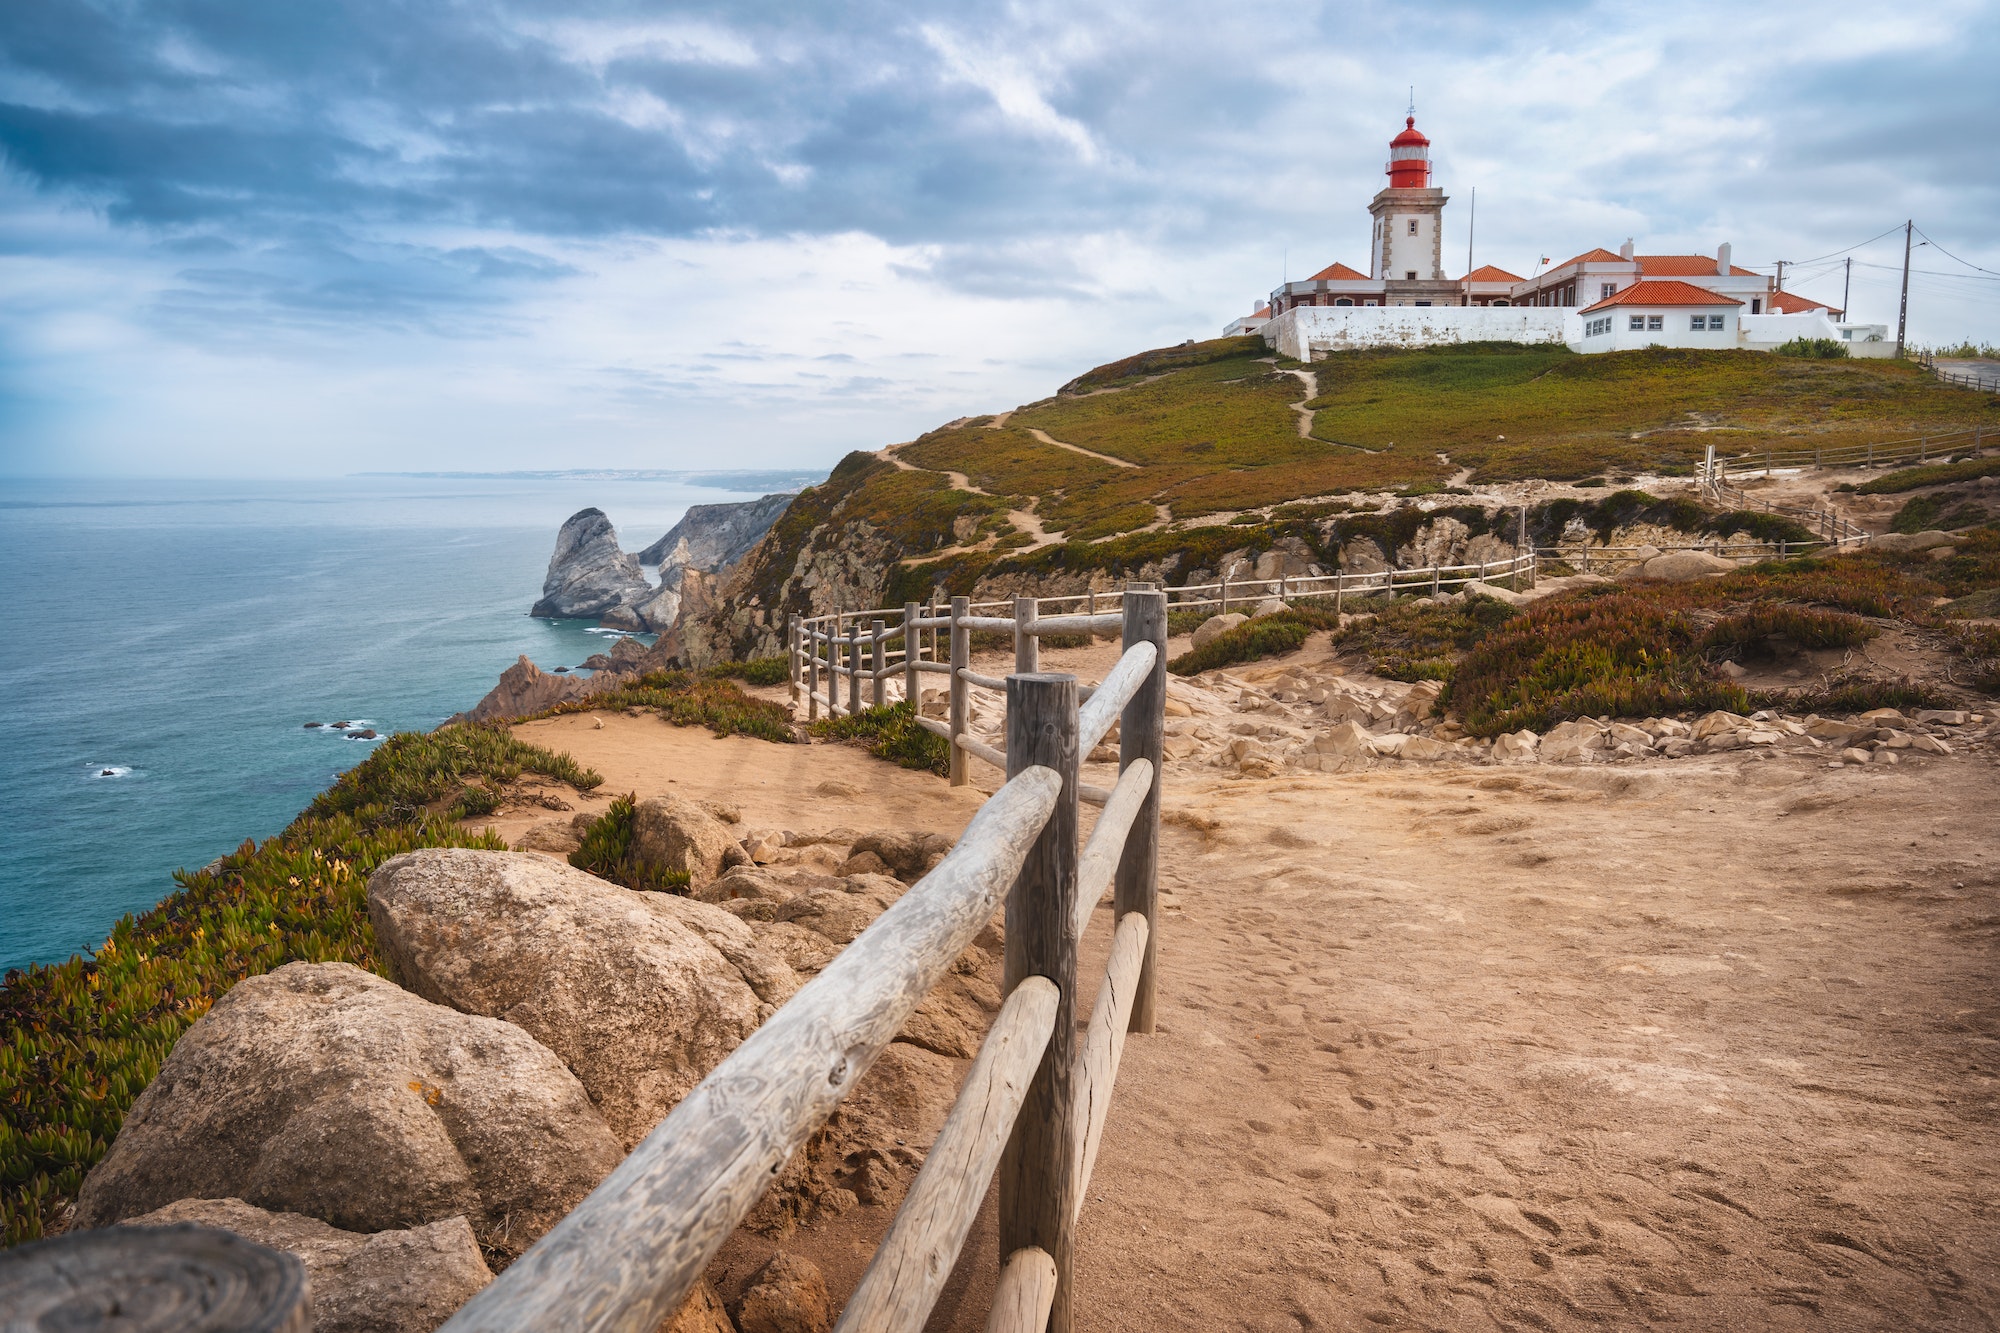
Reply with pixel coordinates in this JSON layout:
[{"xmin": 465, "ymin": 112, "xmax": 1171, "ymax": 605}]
[
  {"xmin": 1705, "ymin": 425, "xmax": 1988, "ymax": 480},
  {"xmin": 1918, "ymin": 354, "xmax": 2000, "ymax": 394},
  {"xmin": 1698, "ymin": 441, "xmax": 1875, "ymax": 548},
  {"xmin": 789, "ymin": 556, "xmax": 1537, "ymax": 776},
  {"xmin": 438, "ymin": 588, "xmax": 1171, "ymax": 1333}
]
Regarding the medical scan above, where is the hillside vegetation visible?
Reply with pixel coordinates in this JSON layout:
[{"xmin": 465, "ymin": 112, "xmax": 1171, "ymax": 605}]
[{"xmin": 720, "ymin": 339, "xmax": 1991, "ymax": 620}]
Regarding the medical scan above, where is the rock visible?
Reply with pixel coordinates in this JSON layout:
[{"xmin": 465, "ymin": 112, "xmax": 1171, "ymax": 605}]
[
  {"xmin": 740, "ymin": 828, "xmax": 787, "ymax": 864},
  {"xmin": 1540, "ymin": 720, "xmax": 1606, "ymax": 764},
  {"xmin": 304, "ymin": 722, "xmax": 322, "ymax": 728},
  {"xmin": 530, "ymin": 509, "xmax": 654, "ymax": 623},
  {"xmin": 513, "ymin": 820, "xmax": 583, "ymax": 855},
  {"xmin": 1658, "ymin": 737, "xmax": 1696, "ymax": 759},
  {"xmin": 73, "ymin": 962, "xmax": 621, "ymax": 1259},
  {"xmin": 1491, "ymin": 730, "xmax": 1540, "ymax": 764},
  {"xmin": 1873, "ymin": 748, "xmax": 1901, "ymax": 765},
  {"xmin": 1877, "ymin": 729, "xmax": 1913, "ymax": 749},
  {"xmin": 1859, "ymin": 707, "xmax": 1908, "ymax": 724},
  {"xmin": 633, "ymin": 794, "xmax": 742, "ymax": 888},
  {"xmin": 1908, "ymin": 732, "xmax": 1952, "ymax": 755},
  {"xmin": 1397, "ymin": 517, "xmax": 1471, "ymax": 568},
  {"xmin": 121, "ymin": 1198, "xmax": 491, "ymax": 1333},
  {"xmin": 462, "ymin": 655, "xmax": 607, "ymax": 724},
  {"xmin": 580, "ymin": 653, "xmax": 614, "ymax": 671},
  {"xmin": 837, "ymin": 849, "xmax": 893, "ymax": 878},
  {"xmin": 734, "ymin": 1252, "xmax": 832, "ymax": 1333},
  {"xmin": 1191, "ymin": 613, "xmax": 1249, "ymax": 649},
  {"xmin": 772, "ymin": 881, "xmax": 902, "ymax": 945},
  {"xmin": 1916, "ymin": 709, "xmax": 1971, "ymax": 725},
  {"xmin": 1248, "ymin": 597, "xmax": 1288, "ymax": 618},
  {"xmin": 1636, "ymin": 550, "xmax": 1736, "ymax": 581},
  {"xmin": 664, "ymin": 1278, "xmax": 738, "ymax": 1333},
  {"xmin": 752, "ymin": 921, "xmax": 842, "ymax": 974},
  {"xmin": 1692, "ymin": 710, "xmax": 1749, "ymax": 740},
  {"xmin": 849, "ymin": 830, "xmax": 954, "ymax": 882},
  {"xmin": 1253, "ymin": 541, "xmax": 1317, "ymax": 582},
  {"xmin": 1807, "ymin": 717, "xmax": 1863, "ymax": 740},
  {"xmin": 1607, "ymin": 722, "xmax": 1653, "ymax": 749},
  {"xmin": 1870, "ymin": 530, "xmax": 1957, "ymax": 554},
  {"xmin": 698, "ymin": 864, "xmax": 844, "ymax": 908},
  {"xmin": 1341, "ymin": 537, "xmax": 1392, "ymax": 575},
  {"xmin": 1715, "ymin": 660, "xmax": 1749, "ymax": 681},
  {"xmin": 368, "ymin": 849, "xmax": 795, "ymax": 1148},
  {"xmin": 1840, "ymin": 747, "xmax": 1871, "ymax": 764},
  {"xmin": 639, "ymin": 494, "xmax": 796, "ymax": 577},
  {"xmin": 1386, "ymin": 735, "xmax": 1453, "ymax": 762}
]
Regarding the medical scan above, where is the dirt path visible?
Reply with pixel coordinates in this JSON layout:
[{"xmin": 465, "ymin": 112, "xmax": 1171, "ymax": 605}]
[
  {"xmin": 1024, "ymin": 426, "xmax": 1139, "ymax": 469},
  {"xmin": 505, "ymin": 651, "xmax": 2000, "ymax": 1332}
]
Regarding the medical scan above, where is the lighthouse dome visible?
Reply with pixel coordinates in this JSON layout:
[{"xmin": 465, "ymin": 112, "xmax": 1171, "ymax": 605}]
[{"xmin": 1386, "ymin": 116, "xmax": 1431, "ymax": 189}]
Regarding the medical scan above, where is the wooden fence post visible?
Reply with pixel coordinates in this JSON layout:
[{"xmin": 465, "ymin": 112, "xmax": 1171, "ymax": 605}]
[
  {"xmin": 948, "ymin": 597, "xmax": 970, "ymax": 787},
  {"xmin": 1015, "ymin": 596, "xmax": 1040, "ymax": 675},
  {"xmin": 787, "ymin": 616, "xmax": 799, "ymax": 707},
  {"xmin": 806, "ymin": 622, "xmax": 820, "ymax": 722},
  {"xmin": 871, "ymin": 619, "xmax": 886, "ymax": 709},
  {"xmin": 1117, "ymin": 585, "xmax": 1166, "ymax": 1034},
  {"xmin": 999, "ymin": 671, "xmax": 1080, "ymax": 1333},
  {"xmin": 1334, "ymin": 572, "xmax": 1344, "ymax": 616},
  {"xmin": 903, "ymin": 601, "xmax": 921, "ymax": 708},
  {"xmin": 848, "ymin": 622, "xmax": 863, "ymax": 717},
  {"xmin": 1219, "ymin": 575, "xmax": 1230, "ymax": 613}
]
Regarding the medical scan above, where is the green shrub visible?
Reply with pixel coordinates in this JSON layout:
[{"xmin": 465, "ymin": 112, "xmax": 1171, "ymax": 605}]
[
  {"xmin": 1168, "ymin": 613, "xmax": 1318, "ymax": 675},
  {"xmin": 1891, "ymin": 495, "xmax": 1944, "ymax": 534},
  {"xmin": 0, "ymin": 723, "xmax": 600, "ymax": 1246},
  {"xmin": 1751, "ymin": 676, "xmax": 1952, "ymax": 716},
  {"xmin": 703, "ymin": 656, "xmax": 790, "ymax": 687},
  {"xmin": 535, "ymin": 671, "xmax": 797, "ymax": 743},
  {"xmin": 810, "ymin": 701, "xmax": 951, "ymax": 777},
  {"xmin": 569, "ymin": 794, "xmax": 692, "ymax": 894},
  {"xmin": 1699, "ymin": 605, "xmax": 1878, "ymax": 657},
  {"xmin": 1775, "ymin": 337, "xmax": 1849, "ymax": 359},
  {"xmin": 1856, "ymin": 457, "xmax": 2000, "ymax": 495},
  {"xmin": 1331, "ymin": 595, "xmax": 1520, "ymax": 683},
  {"xmin": 1447, "ymin": 594, "xmax": 1748, "ymax": 736}
]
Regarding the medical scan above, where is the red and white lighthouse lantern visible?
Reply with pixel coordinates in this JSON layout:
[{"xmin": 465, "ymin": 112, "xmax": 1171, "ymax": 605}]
[{"xmin": 1385, "ymin": 116, "xmax": 1431, "ymax": 189}]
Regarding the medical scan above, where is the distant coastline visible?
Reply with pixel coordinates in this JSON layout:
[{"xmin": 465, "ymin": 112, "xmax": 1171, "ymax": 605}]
[{"xmin": 355, "ymin": 468, "xmax": 824, "ymax": 490}]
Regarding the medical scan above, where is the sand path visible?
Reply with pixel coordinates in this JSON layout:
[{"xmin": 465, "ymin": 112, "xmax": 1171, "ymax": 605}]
[
  {"xmin": 502, "ymin": 648, "xmax": 2000, "ymax": 1331},
  {"xmin": 1024, "ymin": 427, "xmax": 1139, "ymax": 470}
]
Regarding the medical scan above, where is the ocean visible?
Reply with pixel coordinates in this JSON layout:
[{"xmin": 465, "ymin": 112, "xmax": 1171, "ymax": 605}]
[{"xmin": 0, "ymin": 475, "xmax": 779, "ymax": 975}]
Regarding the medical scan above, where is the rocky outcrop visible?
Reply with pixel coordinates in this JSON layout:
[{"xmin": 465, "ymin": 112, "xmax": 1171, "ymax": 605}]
[
  {"xmin": 639, "ymin": 493, "xmax": 796, "ymax": 574},
  {"xmin": 531, "ymin": 509, "xmax": 654, "ymax": 623},
  {"xmin": 122, "ymin": 1198, "xmax": 491, "ymax": 1333},
  {"xmin": 631, "ymin": 794, "xmax": 745, "ymax": 889},
  {"xmin": 367, "ymin": 849, "xmax": 796, "ymax": 1148},
  {"xmin": 461, "ymin": 654, "xmax": 613, "ymax": 723},
  {"xmin": 734, "ymin": 1252, "xmax": 831, "ymax": 1333},
  {"xmin": 74, "ymin": 962, "xmax": 622, "ymax": 1260}
]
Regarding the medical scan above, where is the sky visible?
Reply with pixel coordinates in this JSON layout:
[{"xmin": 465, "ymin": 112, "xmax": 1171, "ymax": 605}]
[{"xmin": 2, "ymin": 0, "xmax": 1997, "ymax": 478}]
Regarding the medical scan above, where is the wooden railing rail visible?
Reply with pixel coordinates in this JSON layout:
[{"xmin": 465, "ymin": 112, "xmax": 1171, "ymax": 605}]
[{"xmin": 439, "ymin": 762, "xmax": 1068, "ymax": 1333}]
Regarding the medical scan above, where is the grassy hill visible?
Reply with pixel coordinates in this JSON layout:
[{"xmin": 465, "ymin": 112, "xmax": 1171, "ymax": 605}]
[{"xmin": 689, "ymin": 337, "xmax": 1994, "ymax": 661}]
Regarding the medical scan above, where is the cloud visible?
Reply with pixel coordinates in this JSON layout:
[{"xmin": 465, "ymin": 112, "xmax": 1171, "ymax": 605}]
[{"xmin": 0, "ymin": 0, "xmax": 1995, "ymax": 476}]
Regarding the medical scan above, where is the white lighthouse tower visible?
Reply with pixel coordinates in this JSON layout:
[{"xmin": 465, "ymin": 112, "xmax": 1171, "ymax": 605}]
[{"xmin": 1368, "ymin": 114, "xmax": 1456, "ymax": 306}]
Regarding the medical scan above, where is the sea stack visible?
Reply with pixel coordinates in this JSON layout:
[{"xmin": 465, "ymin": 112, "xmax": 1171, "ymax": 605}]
[{"xmin": 530, "ymin": 508, "xmax": 653, "ymax": 622}]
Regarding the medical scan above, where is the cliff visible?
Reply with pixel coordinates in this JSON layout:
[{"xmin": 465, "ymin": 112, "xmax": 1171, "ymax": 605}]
[{"xmin": 530, "ymin": 509, "xmax": 653, "ymax": 623}]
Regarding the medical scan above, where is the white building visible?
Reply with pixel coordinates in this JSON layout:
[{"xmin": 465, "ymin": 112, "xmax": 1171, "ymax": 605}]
[{"xmin": 1575, "ymin": 280, "xmax": 1741, "ymax": 352}]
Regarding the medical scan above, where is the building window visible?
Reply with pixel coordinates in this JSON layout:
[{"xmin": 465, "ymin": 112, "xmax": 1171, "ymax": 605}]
[
  {"xmin": 1408, "ymin": 219, "xmax": 1419, "ymax": 235},
  {"xmin": 1629, "ymin": 315, "xmax": 1645, "ymax": 331},
  {"xmin": 1693, "ymin": 314, "xmax": 1722, "ymax": 330},
  {"xmin": 1365, "ymin": 300, "xmax": 1379, "ymax": 307},
  {"xmin": 1751, "ymin": 298, "xmax": 1761, "ymax": 314},
  {"xmin": 1601, "ymin": 283, "xmax": 1616, "ymax": 300},
  {"xmin": 1647, "ymin": 315, "xmax": 1664, "ymax": 331},
  {"xmin": 1335, "ymin": 298, "xmax": 1353, "ymax": 307},
  {"xmin": 1414, "ymin": 300, "xmax": 1431, "ymax": 307},
  {"xmin": 1405, "ymin": 271, "xmax": 1417, "ymax": 281},
  {"xmin": 1493, "ymin": 299, "xmax": 1509, "ymax": 306},
  {"xmin": 1586, "ymin": 316, "xmax": 1612, "ymax": 337}
]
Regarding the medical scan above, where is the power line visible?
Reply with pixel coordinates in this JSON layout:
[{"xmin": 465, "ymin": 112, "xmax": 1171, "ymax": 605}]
[{"xmin": 1911, "ymin": 225, "xmax": 2000, "ymax": 279}]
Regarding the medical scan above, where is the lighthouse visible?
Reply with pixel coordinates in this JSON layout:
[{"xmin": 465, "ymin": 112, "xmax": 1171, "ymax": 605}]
[{"xmin": 1368, "ymin": 114, "xmax": 1454, "ymax": 305}]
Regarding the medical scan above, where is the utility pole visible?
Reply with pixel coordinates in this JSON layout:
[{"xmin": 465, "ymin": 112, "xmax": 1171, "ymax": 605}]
[
  {"xmin": 1896, "ymin": 219, "xmax": 1913, "ymax": 359},
  {"xmin": 1465, "ymin": 186, "xmax": 1475, "ymax": 306},
  {"xmin": 1842, "ymin": 256, "xmax": 1851, "ymax": 320},
  {"xmin": 1775, "ymin": 259, "xmax": 1786, "ymax": 293}
]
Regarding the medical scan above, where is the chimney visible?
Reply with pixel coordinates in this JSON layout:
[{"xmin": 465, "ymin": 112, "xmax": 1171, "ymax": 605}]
[
  {"xmin": 1620, "ymin": 238, "xmax": 1634, "ymax": 261},
  {"xmin": 1716, "ymin": 243, "xmax": 1732, "ymax": 276}
]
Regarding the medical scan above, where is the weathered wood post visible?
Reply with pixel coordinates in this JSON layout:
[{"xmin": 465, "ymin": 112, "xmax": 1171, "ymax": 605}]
[
  {"xmin": 948, "ymin": 596, "xmax": 971, "ymax": 787},
  {"xmin": 870, "ymin": 618, "xmax": 886, "ymax": 709},
  {"xmin": 1334, "ymin": 571, "xmax": 1344, "ymax": 616},
  {"xmin": 1117, "ymin": 584, "xmax": 1166, "ymax": 1034},
  {"xmin": 847, "ymin": 622, "xmax": 863, "ymax": 717},
  {"xmin": 786, "ymin": 615, "xmax": 798, "ymax": 706},
  {"xmin": 1219, "ymin": 575, "xmax": 1230, "ymax": 613},
  {"xmin": 999, "ymin": 671, "xmax": 1080, "ymax": 1333},
  {"xmin": 829, "ymin": 610, "xmax": 843, "ymax": 717},
  {"xmin": 1015, "ymin": 596, "xmax": 1040, "ymax": 675},
  {"xmin": 903, "ymin": 601, "xmax": 921, "ymax": 708},
  {"xmin": 0, "ymin": 1226, "xmax": 310, "ymax": 1332},
  {"xmin": 805, "ymin": 621, "xmax": 820, "ymax": 722},
  {"xmin": 1920, "ymin": 436, "xmax": 1928, "ymax": 462}
]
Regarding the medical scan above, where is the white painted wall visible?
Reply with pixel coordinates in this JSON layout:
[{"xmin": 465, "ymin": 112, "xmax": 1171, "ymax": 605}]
[
  {"xmin": 1264, "ymin": 306, "xmax": 1570, "ymax": 359},
  {"xmin": 1738, "ymin": 312, "xmax": 1893, "ymax": 356},
  {"xmin": 1383, "ymin": 212, "xmax": 1439, "ymax": 281},
  {"xmin": 1572, "ymin": 306, "xmax": 1738, "ymax": 353}
]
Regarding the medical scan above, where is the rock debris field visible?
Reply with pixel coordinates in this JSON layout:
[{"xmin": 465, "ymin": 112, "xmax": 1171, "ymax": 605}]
[{"xmin": 54, "ymin": 629, "xmax": 2000, "ymax": 1332}]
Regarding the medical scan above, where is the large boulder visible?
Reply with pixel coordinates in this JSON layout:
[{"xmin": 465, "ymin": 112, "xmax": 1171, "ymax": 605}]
[
  {"xmin": 1870, "ymin": 529, "xmax": 1958, "ymax": 555},
  {"xmin": 734, "ymin": 1252, "xmax": 831, "ymax": 1333},
  {"xmin": 1635, "ymin": 550, "xmax": 1736, "ymax": 581},
  {"xmin": 73, "ymin": 962, "xmax": 621, "ymax": 1259},
  {"xmin": 530, "ymin": 508, "xmax": 653, "ymax": 621},
  {"xmin": 462, "ymin": 655, "xmax": 602, "ymax": 724},
  {"xmin": 368, "ymin": 849, "xmax": 797, "ymax": 1147},
  {"xmin": 122, "ymin": 1198, "xmax": 490, "ymax": 1333},
  {"xmin": 849, "ymin": 830, "xmax": 955, "ymax": 882},
  {"xmin": 1396, "ymin": 517, "xmax": 1471, "ymax": 569},
  {"xmin": 633, "ymin": 794, "xmax": 743, "ymax": 887},
  {"xmin": 1190, "ymin": 613, "xmax": 1248, "ymax": 649}
]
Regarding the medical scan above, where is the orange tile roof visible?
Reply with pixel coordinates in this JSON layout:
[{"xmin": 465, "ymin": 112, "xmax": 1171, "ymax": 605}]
[
  {"xmin": 1461, "ymin": 264, "xmax": 1524, "ymax": 284},
  {"xmin": 1547, "ymin": 248, "xmax": 1628, "ymax": 272},
  {"xmin": 1308, "ymin": 261, "xmax": 1369, "ymax": 282},
  {"xmin": 1765, "ymin": 290, "xmax": 1841, "ymax": 316},
  {"xmin": 1637, "ymin": 254, "xmax": 1759, "ymax": 278},
  {"xmin": 1253, "ymin": 305, "xmax": 1271, "ymax": 317},
  {"xmin": 1580, "ymin": 279, "xmax": 1745, "ymax": 314}
]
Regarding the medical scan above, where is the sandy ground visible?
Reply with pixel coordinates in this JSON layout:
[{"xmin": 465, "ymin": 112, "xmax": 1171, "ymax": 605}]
[{"xmin": 500, "ymin": 644, "xmax": 2000, "ymax": 1332}]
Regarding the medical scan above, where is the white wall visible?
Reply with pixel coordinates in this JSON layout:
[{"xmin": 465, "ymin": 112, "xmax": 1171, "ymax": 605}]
[
  {"xmin": 1572, "ymin": 306, "xmax": 1737, "ymax": 353},
  {"xmin": 1263, "ymin": 306, "xmax": 1571, "ymax": 359},
  {"xmin": 1737, "ymin": 312, "xmax": 1894, "ymax": 357}
]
